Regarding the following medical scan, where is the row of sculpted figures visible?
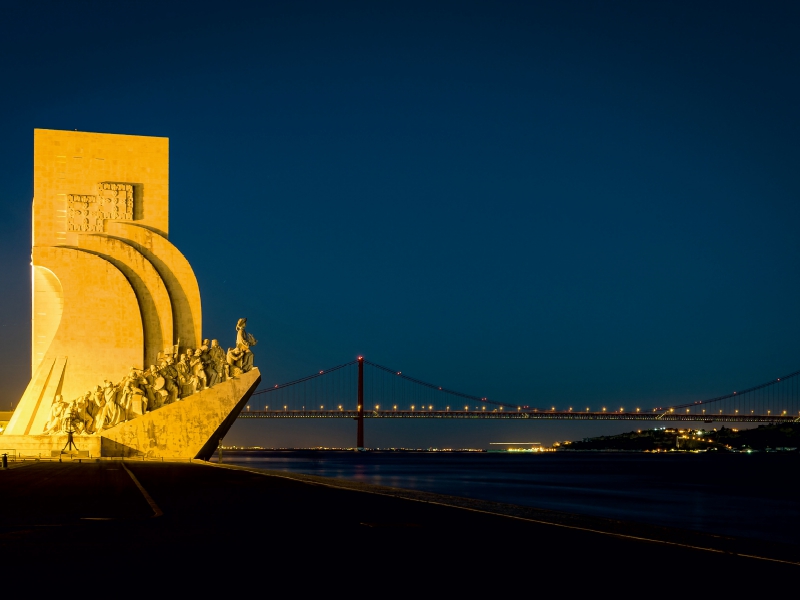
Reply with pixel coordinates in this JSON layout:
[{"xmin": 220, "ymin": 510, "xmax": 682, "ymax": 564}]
[{"xmin": 43, "ymin": 319, "xmax": 257, "ymax": 435}]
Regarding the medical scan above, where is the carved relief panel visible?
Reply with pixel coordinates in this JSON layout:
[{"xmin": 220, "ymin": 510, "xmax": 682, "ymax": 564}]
[{"xmin": 67, "ymin": 182, "xmax": 135, "ymax": 232}]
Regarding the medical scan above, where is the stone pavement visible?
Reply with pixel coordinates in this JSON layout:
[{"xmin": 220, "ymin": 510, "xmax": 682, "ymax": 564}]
[{"xmin": 0, "ymin": 461, "xmax": 796, "ymax": 589}]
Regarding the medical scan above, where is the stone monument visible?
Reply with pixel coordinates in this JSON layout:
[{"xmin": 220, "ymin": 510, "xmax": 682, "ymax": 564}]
[{"xmin": 1, "ymin": 129, "xmax": 261, "ymax": 458}]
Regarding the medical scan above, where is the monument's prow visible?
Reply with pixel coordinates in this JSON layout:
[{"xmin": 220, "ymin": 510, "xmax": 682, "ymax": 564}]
[
  {"xmin": 3, "ymin": 129, "xmax": 258, "ymax": 458},
  {"xmin": 101, "ymin": 368, "xmax": 261, "ymax": 459}
]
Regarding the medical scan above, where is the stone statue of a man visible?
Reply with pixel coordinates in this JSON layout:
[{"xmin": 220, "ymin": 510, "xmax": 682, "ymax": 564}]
[{"xmin": 235, "ymin": 318, "xmax": 257, "ymax": 372}]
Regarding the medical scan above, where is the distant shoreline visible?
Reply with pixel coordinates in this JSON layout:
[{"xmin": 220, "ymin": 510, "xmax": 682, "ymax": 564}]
[
  {"xmin": 218, "ymin": 447, "xmax": 798, "ymax": 454},
  {"xmin": 219, "ymin": 447, "xmax": 486, "ymax": 452}
]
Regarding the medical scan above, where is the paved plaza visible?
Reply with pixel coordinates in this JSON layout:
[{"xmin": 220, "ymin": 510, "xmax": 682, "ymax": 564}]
[{"xmin": 0, "ymin": 461, "xmax": 795, "ymax": 588}]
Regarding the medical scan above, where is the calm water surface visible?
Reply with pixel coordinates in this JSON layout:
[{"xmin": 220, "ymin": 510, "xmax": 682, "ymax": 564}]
[{"xmin": 213, "ymin": 450, "xmax": 799, "ymax": 545}]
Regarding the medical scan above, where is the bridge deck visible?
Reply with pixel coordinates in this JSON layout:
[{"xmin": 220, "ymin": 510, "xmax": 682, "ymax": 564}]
[{"xmin": 238, "ymin": 410, "xmax": 798, "ymax": 422}]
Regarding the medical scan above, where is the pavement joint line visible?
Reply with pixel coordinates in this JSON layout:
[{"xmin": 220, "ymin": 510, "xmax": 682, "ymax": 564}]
[
  {"xmin": 203, "ymin": 461, "xmax": 800, "ymax": 568},
  {"xmin": 121, "ymin": 462, "xmax": 163, "ymax": 518}
]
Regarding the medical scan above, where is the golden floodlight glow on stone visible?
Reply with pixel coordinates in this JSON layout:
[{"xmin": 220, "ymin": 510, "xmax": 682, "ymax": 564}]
[{"xmin": 2, "ymin": 129, "xmax": 261, "ymax": 458}]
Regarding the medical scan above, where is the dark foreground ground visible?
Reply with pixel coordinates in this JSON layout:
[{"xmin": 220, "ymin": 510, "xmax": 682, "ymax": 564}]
[{"xmin": 0, "ymin": 460, "xmax": 796, "ymax": 591}]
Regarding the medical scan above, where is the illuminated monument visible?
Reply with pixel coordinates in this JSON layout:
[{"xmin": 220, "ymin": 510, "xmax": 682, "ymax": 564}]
[{"xmin": 2, "ymin": 129, "xmax": 261, "ymax": 458}]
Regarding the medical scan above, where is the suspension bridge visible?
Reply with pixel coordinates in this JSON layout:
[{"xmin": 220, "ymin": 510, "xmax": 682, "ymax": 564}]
[{"xmin": 237, "ymin": 357, "xmax": 800, "ymax": 447}]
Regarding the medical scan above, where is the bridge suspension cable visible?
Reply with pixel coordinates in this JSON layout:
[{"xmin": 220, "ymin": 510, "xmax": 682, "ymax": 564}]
[
  {"xmin": 363, "ymin": 359, "xmax": 531, "ymax": 411},
  {"xmin": 657, "ymin": 368, "xmax": 800, "ymax": 414},
  {"xmin": 240, "ymin": 357, "xmax": 800, "ymax": 422},
  {"xmin": 251, "ymin": 359, "xmax": 358, "ymax": 395}
]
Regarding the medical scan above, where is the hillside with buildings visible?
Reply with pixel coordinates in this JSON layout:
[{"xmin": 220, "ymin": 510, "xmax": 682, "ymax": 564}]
[{"xmin": 561, "ymin": 423, "xmax": 800, "ymax": 452}]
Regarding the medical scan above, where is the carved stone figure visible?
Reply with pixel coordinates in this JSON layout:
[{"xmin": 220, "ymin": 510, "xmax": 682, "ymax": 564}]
[
  {"xmin": 236, "ymin": 318, "xmax": 256, "ymax": 350},
  {"xmin": 241, "ymin": 350, "xmax": 254, "ymax": 372},
  {"xmin": 143, "ymin": 365, "xmax": 159, "ymax": 410},
  {"xmin": 227, "ymin": 347, "xmax": 243, "ymax": 377},
  {"xmin": 84, "ymin": 388, "xmax": 98, "ymax": 422},
  {"xmin": 43, "ymin": 394, "xmax": 68, "ymax": 434},
  {"xmin": 208, "ymin": 339, "xmax": 226, "ymax": 383},
  {"xmin": 98, "ymin": 380, "xmax": 123, "ymax": 429},
  {"xmin": 133, "ymin": 369, "xmax": 150, "ymax": 414},
  {"xmin": 159, "ymin": 356, "xmax": 179, "ymax": 405},
  {"xmin": 91, "ymin": 385, "xmax": 105, "ymax": 421},
  {"xmin": 176, "ymin": 353, "xmax": 195, "ymax": 397},
  {"xmin": 235, "ymin": 318, "xmax": 257, "ymax": 373},
  {"xmin": 75, "ymin": 392, "xmax": 94, "ymax": 434},
  {"xmin": 199, "ymin": 341, "xmax": 219, "ymax": 387},
  {"xmin": 190, "ymin": 349, "xmax": 207, "ymax": 391},
  {"xmin": 119, "ymin": 369, "xmax": 147, "ymax": 419},
  {"xmin": 118, "ymin": 380, "xmax": 133, "ymax": 419}
]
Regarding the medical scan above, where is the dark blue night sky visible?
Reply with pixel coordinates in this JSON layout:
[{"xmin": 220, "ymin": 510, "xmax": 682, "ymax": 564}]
[{"xmin": 1, "ymin": 1, "xmax": 799, "ymax": 446}]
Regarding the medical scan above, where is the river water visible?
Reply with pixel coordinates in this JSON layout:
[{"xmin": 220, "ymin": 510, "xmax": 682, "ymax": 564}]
[{"xmin": 212, "ymin": 450, "xmax": 799, "ymax": 545}]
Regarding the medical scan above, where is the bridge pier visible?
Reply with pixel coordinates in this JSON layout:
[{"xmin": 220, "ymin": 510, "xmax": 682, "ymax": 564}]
[{"xmin": 356, "ymin": 356, "xmax": 364, "ymax": 450}]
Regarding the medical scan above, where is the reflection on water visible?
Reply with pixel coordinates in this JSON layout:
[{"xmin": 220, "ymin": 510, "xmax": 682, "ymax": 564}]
[{"xmin": 213, "ymin": 451, "xmax": 800, "ymax": 545}]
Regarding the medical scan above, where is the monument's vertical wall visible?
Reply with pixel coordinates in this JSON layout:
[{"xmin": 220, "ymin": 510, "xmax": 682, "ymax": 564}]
[
  {"xmin": 5, "ymin": 129, "xmax": 203, "ymax": 436},
  {"xmin": 32, "ymin": 129, "xmax": 170, "ymax": 247}
]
